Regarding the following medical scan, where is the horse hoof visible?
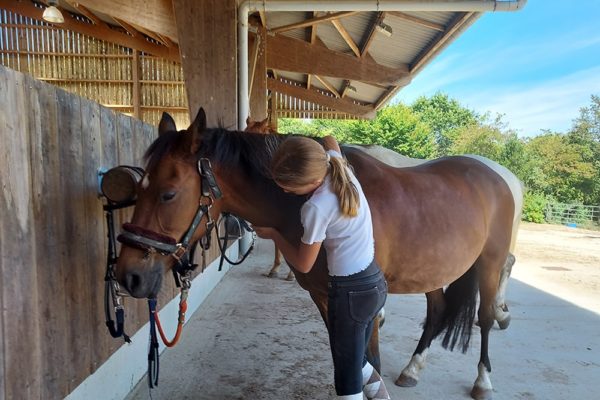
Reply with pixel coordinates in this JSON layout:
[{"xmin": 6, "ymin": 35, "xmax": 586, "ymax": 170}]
[
  {"xmin": 395, "ymin": 374, "xmax": 418, "ymax": 387},
  {"xmin": 471, "ymin": 386, "xmax": 493, "ymax": 400},
  {"xmin": 285, "ymin": 275, "xmax": 295, "ymax": 281},
  {"xmin": 497, "ymin": 314, "xmax": 511, "ymax": 330},
  {"xmin": 263, "ymin": 272, "xmax": 276, "ymax": 278}
]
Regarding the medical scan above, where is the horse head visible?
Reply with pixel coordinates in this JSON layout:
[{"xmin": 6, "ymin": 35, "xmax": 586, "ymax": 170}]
[{"xmin": 115, "ymin": 108, "xmax": 218, "ymax": 298}]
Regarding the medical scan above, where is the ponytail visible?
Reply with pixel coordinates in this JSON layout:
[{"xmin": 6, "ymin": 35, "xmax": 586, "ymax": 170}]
[{"xmin": 329, "ymin": 156, "xmax": 360, "ymax": 217}]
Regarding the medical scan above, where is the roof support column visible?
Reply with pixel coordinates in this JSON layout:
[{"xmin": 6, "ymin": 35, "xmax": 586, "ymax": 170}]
[
  {"xmin": 249, "ymin": 23, "xmax": 268, "ymax": 122},
  {"xmin": 173, "ymin": 0, "xmax": 237, "ymax": 128}
]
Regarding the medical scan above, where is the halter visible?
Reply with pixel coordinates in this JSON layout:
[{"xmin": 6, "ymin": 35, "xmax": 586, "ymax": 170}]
[
  {"xmin": 105, "ymin": 157, "xmax": 255, "ymax": 388},
  {"xmin": 117, "ymin": 158, "xmax": 222, "ymax": 273}
]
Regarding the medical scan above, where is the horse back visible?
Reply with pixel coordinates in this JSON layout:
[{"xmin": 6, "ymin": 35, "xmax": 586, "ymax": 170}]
[{"xmin": 343, "ymin": 148, "xmax": 515, "ymax": 294}]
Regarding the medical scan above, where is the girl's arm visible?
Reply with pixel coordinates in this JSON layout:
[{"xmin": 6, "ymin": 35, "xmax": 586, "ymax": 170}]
[{"xmin": 253, "ymin": 227, "xmax": 322, "ymax": 273}]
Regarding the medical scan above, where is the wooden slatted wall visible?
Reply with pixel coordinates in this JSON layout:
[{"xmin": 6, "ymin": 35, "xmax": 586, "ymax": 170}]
[
  {"xmin": 0, "ymin": 8, "xmax": 189, "ymax": 129},
  {"xmin": 0, "ymin": 65, "xmax": 220, "ymax": 400}
]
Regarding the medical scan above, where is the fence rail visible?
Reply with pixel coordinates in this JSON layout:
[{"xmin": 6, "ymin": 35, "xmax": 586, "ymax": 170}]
[{"xmin": 545, "ymin": 202, "xmax": 600, "ymax": 229}]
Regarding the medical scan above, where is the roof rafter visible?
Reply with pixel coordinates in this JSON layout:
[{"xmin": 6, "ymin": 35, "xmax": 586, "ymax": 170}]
[
  {"xmin": 359, "ymin": 11, "xmax": 386, "ymax": 57},
  {"xmin": 387, "ymin": 11, "xmax": 445, "ymax": 32},
  {"xmin": 270, "ymin": 11, "xmax": 359, "ymax": 34},
  {"xmin": 268, "ymin": 77, "xmax": 375, "ymax": 118},
  {"xmin": 330, "ymin": 18, "xmax": 360, "ymax": 57}
]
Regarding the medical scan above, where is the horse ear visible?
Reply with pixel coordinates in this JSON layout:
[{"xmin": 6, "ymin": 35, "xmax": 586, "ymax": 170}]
[
  {"xmin": 189, "ymin": 107, "xmax": 207, "ymax": 154},
  {"xmin": 158, "ymin": 112, "xmax": 177, "ymax": 136}
]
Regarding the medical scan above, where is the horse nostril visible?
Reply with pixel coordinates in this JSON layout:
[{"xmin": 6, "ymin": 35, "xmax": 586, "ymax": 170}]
[{"xmin": 125, "ymin": 272, "xmax": 141, "ymax": 293}]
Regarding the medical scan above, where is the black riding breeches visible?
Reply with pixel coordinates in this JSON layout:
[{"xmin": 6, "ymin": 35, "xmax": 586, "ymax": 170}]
[{"xmin": 327, "ymin": 260, "xmax": 387, "ymax": 396}]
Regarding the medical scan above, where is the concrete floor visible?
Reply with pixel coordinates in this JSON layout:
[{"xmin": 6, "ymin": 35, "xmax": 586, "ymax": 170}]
[{"xmin": 126, "ymin": 236, "xmax": 600, "ymax": 400}]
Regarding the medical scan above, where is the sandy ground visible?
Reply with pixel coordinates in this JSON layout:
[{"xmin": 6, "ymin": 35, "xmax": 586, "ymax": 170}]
[{"xmin": 126, "ymin": 223, "xmax": 600, "ymax": 400}]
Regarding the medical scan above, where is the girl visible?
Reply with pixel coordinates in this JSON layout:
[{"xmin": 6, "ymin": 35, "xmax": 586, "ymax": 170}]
[{"xmin": 254, "ymin": 135, "xmax": 390, "ymax": 400}]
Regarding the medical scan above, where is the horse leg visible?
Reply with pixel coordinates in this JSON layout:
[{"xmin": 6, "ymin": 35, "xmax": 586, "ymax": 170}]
[
  {"xmin": 494, "ymin": 252, "xmax": 515, "ymax": 329},
  {"xmin": 471, "ymin": 252, "xmax": 506, "ymax": 400},
  {"xmin": 396, "ymin": 289, "xmax": 445, "ymax": 387},
  {"xmin": 366, "ymin": 318, "xmax": 382, "ymax": 373},
  {"xmin": 266, "ymin": 243, "xmax": 282, "ymax": 277},
  {"xmin": 285, "ymin": 268, "xmax": 295, "ymax": 281}
]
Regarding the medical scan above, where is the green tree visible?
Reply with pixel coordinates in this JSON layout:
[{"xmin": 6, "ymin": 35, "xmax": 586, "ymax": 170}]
[
  {"xmin": 525, "ymin": 132, "xmax": 595, "ymax": 203},
  {"xmin": 410, "ymin": 92, "xmax": 479, "ymax": 156},
  {"xmin": 345, "ymin": 104, "xmax": 435, "ymax": 158},
  {"xmin": 567, "ymin": 94, "xmax": 600, "ymax": 205}
]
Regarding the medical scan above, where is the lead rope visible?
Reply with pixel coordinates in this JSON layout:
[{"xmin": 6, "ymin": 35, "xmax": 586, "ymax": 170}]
[
  {"xmin": 154, "ymin": 272, "xmax": 191, "ymax": 347},
  {"xmin": 147, "ymin": 298, "xmax": 160, "ymax": 388}
]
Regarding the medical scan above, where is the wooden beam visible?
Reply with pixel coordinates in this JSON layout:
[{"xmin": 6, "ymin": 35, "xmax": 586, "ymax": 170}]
[
  {"xmin": 359, "ymin": 11, "xmax": 385, "ymax": 57},
  {"xmin": 387, "ymin": 11, "xmax": 446, "ymax": 32},
  {"xmin": 307, "ymin": 11, "xmax": 318, "ymax": 90},
  {"xmin": 114, "ymin": 17, "xmax": 139, "ymax": 38},
  {"xmin": 270, "ymin": 11, "xmax": 359, "ymax": 34},
  {"xmin": 258, "ymin": 10, "xmax": 267, "ymax": 27},
  {"xmin": 267, "ymin": 34, "xmax": 409, "ymax": 86},
  {"xmin": 268, "ymin": 77, "xmax": 375, "ymax": 118},
  {"xmin": 0, "ymin": 0, "xmax": 180, "ymax": 62},
  {"xmin": 132, "ymin": 49, "xmax": 141, "ymax": 118},
  {"xmin": 67, "ymin": 2, "xmax": 106, "ymax": 27},
  {"xmin": 250, "ymin": 25, "xmax": 267, "ymax": 120},
  {"xmin": 65, "ymin": 0, "xmax": 178, "ymax": 41},
  {"xmin": 173, "ymin": 0, "xmax": 237, "ymax": 127},
  {"xmin": 314, "ymin": 75, "xmax": 341, "ymax": 98},
  {"xmin": 330, "ymin": 19, "xmax": 360, "ymax": 57}
]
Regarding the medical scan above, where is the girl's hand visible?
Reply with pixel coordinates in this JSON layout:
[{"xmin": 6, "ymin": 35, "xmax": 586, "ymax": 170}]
[{"xmin": 253, "ymin": 226, "xmax": 276, "ymax": 240}]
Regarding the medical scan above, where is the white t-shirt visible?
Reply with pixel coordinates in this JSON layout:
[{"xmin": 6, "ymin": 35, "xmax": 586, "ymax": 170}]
[{"xmin": 300, "ymin": 150, "xmax": 375, "ymax": 276}]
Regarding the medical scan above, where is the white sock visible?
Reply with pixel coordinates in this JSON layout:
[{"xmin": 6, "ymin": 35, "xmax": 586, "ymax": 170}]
[{"xmin": 338, "ymin": 393, "xmax": 364, "ymax": 399}]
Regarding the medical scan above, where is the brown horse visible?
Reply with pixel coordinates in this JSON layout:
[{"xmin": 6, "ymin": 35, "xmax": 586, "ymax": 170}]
[
  {"xmin": 116, "ymin": 109, "xmax": 518, "ymax": 400},
  {"xmin": 244, "ymin": 116, "xmax": 294, "ymax": 281}
]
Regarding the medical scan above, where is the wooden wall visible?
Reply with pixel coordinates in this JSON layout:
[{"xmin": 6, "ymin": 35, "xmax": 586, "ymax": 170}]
[{"xmin": 0, "ymin": 65, "xmax": 220, "ymax": 400}]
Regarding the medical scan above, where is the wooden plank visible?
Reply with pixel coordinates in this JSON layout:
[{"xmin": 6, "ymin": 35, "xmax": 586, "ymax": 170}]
[
  {"xmin": 268, "ymin": 77, "xmax": 375, "ymax": 118},
  {"xmin": 267, "ymin": 34, "xmax": 409, "ymax": 86},
  {"xmin": 31, "ymin": 72, "xmax": 71, "ymax": 400},
  {"xmin": 314, "ymin": 75, "xmax": 341, "ymax": 98},
  {"xmin": 98, "ymin": 104, "xmax": 124, "ymax": 356},
  {"xmin": 0, "ymin": 65, "xmax": 42, "ymax": 400},
  {"xmin": 270, "ymin": 11, "xmax": 359, "ymax": 34},
  {"xmin": 173, "ymin": 0, "xmax": 237, "ymax": 127},
  {"xmin": 79, "ymin": 98, "xmax": 107, "ymax": 374},
  {"xmin": 55, "ymin": 88, "xmax": 94, "ymax": 392},
  {"xmin": 249, "ymin": 25, "xmax": 267, "ymax": 121}
]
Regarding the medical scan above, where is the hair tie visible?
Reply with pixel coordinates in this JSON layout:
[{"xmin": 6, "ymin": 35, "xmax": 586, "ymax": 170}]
[{"xmin": 326, "ymin": 153, "xmax": 331, "ymax": 163}]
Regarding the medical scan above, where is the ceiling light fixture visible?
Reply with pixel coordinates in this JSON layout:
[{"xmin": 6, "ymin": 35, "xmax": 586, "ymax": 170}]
[
  {"xmin": 43, "ymin": 0, "xmax": 65, "ymax": 24},
  {"xmin": 375, "ymin": 22, "xmax": 393, "ymax": 38}
]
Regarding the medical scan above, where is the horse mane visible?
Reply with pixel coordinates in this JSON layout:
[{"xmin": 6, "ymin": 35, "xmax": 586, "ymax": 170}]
[
  {"xmin": 199, "ymin": 128, "xmax": 284, "ymax": 180},
  {"xmin": 143, "ymin": 127, "xmax": 297, "ymax": 182}
]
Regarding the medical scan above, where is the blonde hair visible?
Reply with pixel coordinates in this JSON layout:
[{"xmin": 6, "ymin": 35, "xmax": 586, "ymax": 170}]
[{"xmin": 271, "ymin": 136, "xmax": 359, "ymax": 217}]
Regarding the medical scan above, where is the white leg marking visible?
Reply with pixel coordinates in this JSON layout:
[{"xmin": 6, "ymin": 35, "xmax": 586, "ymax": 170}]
[
  {"xmin": 400, "ymin": 349, "xmax": 428, "ymax": 380},
  {"xmin": 473, "ymin": 362, "xmax": 493, "ymax": 392}
]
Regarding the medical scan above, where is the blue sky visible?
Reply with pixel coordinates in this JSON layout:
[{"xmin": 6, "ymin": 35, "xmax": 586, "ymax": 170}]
[{"xmin": 395, "ymin": 0, "xmax": 600, "ymax": 137}]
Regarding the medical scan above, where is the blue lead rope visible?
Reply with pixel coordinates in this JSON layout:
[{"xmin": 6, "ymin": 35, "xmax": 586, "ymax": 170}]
[{"xmin": 147, "ymin": 298, "xmax": 160, "ymax": 388}]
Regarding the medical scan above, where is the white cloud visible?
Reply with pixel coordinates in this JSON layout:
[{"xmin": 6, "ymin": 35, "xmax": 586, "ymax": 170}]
[{"xmin": 460, "ymin": 66, "xmax": 600, "ymax": 136}]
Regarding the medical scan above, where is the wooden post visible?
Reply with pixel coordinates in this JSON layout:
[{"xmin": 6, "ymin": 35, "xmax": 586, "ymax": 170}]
[
  {"xmin": 249, "ymin": 24, "xmax": 267, "ymax": 121},
  {"xmin": 132, "ymin": 49, "xmax": 141, "ymax": 119},
  {"xmin": 172, "ymin": 0, "xmax": 237, "ymax": 128}
]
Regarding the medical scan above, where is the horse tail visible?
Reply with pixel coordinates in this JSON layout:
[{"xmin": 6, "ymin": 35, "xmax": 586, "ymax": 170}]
[{"xmin": 434, "ymin": 264, "xmax": 479, "ymax": 353}]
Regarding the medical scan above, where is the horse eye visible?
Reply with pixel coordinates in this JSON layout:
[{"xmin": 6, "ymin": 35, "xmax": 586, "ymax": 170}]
[{"xmin": 160, "ymin": 191, "xmax": 177, "ymax": 203}]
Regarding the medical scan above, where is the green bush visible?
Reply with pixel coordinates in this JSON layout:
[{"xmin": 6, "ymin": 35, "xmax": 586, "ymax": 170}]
[{"xmin": 522, "ymin": 192, "xmax": 547, "ymax": 223}]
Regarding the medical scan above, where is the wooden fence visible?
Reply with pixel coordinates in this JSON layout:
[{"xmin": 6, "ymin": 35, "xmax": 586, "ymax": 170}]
[{"xmin": 0, "ymin": 65, "xmax": 220, "ymax": 400}]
